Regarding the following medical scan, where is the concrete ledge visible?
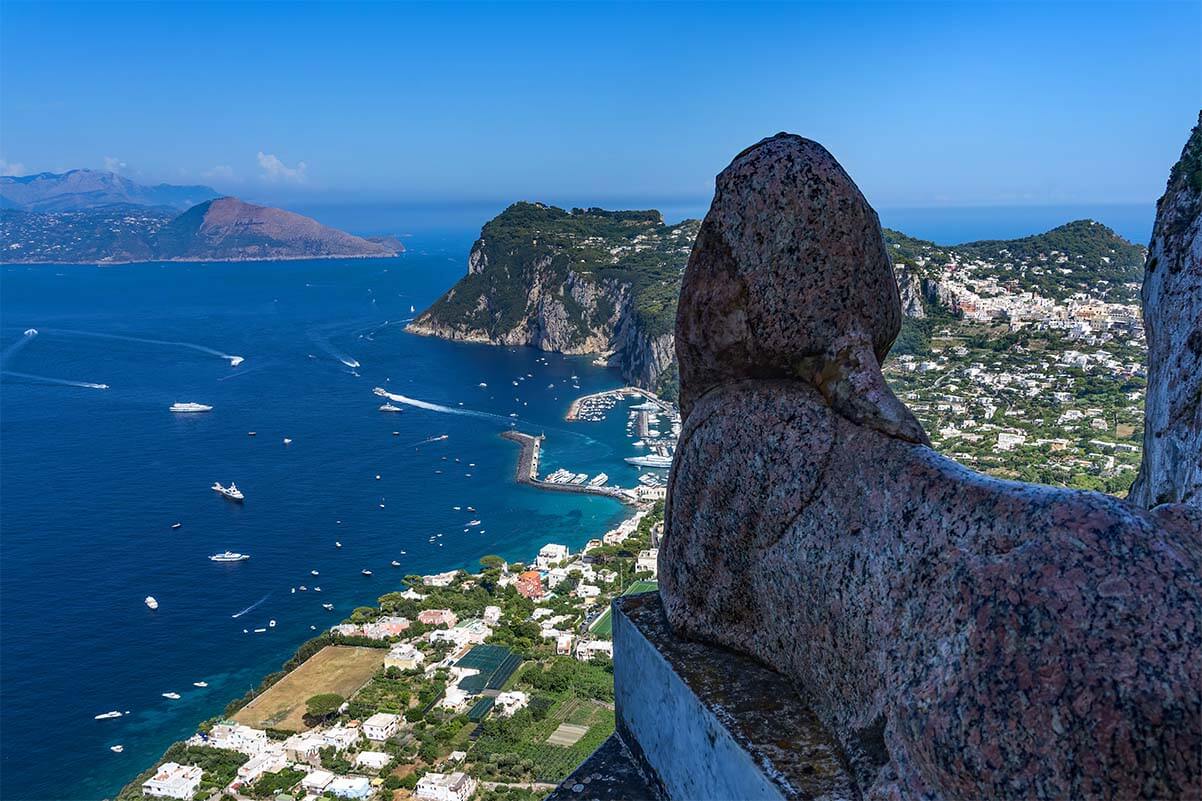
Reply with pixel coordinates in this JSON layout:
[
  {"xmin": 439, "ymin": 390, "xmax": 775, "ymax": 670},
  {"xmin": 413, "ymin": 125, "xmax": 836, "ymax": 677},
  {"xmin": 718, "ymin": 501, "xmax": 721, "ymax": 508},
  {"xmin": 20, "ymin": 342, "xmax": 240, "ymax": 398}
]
[{"xmin": 613, "ymin": 592, "xmax": 856, "ymax": 801}]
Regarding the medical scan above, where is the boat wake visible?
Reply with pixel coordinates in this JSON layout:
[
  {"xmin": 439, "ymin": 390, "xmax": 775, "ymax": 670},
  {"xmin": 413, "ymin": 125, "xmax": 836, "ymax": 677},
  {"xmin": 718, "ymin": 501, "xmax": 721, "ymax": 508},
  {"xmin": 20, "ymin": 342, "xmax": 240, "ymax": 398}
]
[
  {"xmin": 414, "ymin": 434, "xmax": 450, "ymax": 446},
  {"xmin": 308, "ymin": 328, "xmax": 360, "ymax": 369},
  {"xmin": 372, "ymin": 388, "xmax": 515, "ymax": 424},
  {"xmin": 43, "ymin": 328, "xmax": 243, "ymax": 365},
  {"xmin": 2, "ymin": 371, "xmax": 109, "ymax": 390},
  {"xmin": 230, "ymin": 594, "xmax": 270, "ymax": 619},
  {"xmin": 1, "ymin": 328, "xmax": 39, "ymax": 366}
]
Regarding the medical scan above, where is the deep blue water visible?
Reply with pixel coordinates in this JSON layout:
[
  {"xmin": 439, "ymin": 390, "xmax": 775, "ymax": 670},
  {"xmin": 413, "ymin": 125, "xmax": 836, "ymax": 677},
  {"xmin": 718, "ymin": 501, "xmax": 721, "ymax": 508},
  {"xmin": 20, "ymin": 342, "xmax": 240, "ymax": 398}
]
[{"xmin": 0, "ymin": 238, "xmax": 654, "ymax": 801}]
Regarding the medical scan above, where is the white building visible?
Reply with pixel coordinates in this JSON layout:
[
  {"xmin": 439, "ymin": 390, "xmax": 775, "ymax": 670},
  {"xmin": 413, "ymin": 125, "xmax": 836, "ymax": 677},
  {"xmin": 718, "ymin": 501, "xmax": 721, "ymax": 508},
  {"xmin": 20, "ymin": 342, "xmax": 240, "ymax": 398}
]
[
  {"xmin": 637, "ymin": 548, "xmax": 659, "ymax": 576},
  {"xmin": 576, "ymin": 583, "xmax": 601, "ymax": 601},
  {"xmin": 575, "ymin": 639, "xmax": 614, "ymax": 662},
  {"xmin": 483, "ymin": 605, "xmax": 502, "ymax": 624},
  {"xmin": 193, "ymin": 722, "xmax": 269, "ymax": 755},
  {"xmin": 355, "ymin": 750, "xmax": 392, "ymax": 771},
  {"xmin": 363, "ymin": 711, "xmax": 402, "ymax": 742},
  {"xmin": 415, "ymin": 771, "xmax": 478, "ymax": 801},
  {"xmin": 439, "ymin": 686, "xmax": 470, "ymax": 710},
  {"xmin": 142, "ymin": 762, "xmax": 203, "ymax": 800},
  {"xmin": 997, "ymin": 431, "xmax": 1028, "ymax": 451},
  {"xmin": 236, "ymin": 749, "xmax": 287, "ymax": 784},
  {"xmin": 494, "ymin": 690, "xmax": 530, "ymax": 717},
  {"xmin": 301, "ymin": 769, "xmax": 335, "ymax": 794},
  {"xmin": 385, "ymin": 642, "xmax": 426, "ymax": 671},
  {"xmin": 329, "ymin": 775, "xmax": 374, "ymax": 799},
  {"xmin": 423, "ymin": 570, "xmax": 459, "ymax": 587},
  {"xmin": 536, "ymin": 543, "xmax": 570, "ymax": 569},
  {"xmin": 429, "ymin": 619, "xmax": 492, "ymax": 648}
]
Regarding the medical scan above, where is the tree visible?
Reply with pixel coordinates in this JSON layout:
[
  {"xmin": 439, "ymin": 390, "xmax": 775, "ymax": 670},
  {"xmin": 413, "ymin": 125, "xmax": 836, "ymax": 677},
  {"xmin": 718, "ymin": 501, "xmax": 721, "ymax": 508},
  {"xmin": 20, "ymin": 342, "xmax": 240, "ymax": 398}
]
[
  {"xmin": 479, "ymin": 554, "xmax": 505, "ymax": 570},
  {"xmin": 305, "ymin": 693, "xmax": 345, "ymax": 722}
]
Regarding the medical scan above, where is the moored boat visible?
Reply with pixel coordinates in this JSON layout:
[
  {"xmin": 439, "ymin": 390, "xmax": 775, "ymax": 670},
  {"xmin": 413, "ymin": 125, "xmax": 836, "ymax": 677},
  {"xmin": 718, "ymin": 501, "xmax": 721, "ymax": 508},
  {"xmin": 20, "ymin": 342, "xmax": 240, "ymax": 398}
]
[{"xmin": 211, "ymin": 482, "xmax": 244, "ymax": 501}]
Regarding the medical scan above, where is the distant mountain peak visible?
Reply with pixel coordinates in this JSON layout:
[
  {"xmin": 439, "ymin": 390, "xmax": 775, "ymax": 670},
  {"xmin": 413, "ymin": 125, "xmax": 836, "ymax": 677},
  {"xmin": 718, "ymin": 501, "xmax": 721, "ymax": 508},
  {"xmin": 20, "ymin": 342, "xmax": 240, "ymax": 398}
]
[{"xmin": 0, "ymin": 169, "xmax": 219, "ymax": 212}]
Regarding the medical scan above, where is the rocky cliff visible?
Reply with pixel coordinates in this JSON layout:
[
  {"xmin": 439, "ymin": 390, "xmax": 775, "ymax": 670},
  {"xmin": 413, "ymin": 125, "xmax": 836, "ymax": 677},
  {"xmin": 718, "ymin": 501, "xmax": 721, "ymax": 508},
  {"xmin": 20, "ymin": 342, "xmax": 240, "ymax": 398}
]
[
  {"xmin": 1130, "ymin": 113, "xmax": 1202, "ymax": 508},
  {"xmin": 407, "ymin": 202, "xmax": 697, "ymax": 396}
]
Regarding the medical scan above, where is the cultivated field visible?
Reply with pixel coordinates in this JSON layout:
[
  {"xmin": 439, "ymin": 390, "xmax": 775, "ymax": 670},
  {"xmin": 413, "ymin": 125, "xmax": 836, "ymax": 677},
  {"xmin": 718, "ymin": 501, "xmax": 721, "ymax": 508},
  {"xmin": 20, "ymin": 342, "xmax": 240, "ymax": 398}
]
[{"xmin": 233, "ymin": 645, "xmax": 384, "ymax": 731}]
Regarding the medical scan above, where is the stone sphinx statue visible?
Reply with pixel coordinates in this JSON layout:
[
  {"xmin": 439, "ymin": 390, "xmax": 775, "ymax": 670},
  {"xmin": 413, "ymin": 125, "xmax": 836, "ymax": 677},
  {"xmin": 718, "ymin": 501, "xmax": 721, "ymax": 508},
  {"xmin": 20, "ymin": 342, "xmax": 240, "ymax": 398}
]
[{"xmin": 661, "ymin": 133, "xmax": 1201, "ymax": 799}]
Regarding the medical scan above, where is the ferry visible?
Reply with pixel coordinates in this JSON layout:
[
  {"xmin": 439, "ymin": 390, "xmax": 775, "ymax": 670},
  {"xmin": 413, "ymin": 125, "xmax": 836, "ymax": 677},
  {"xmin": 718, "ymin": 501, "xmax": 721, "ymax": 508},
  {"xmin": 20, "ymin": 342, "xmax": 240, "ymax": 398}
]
[
  {"xmin": 144, "ymin": 596, "xmax": 159, "ymax": 610},
  {"xmin": 170, "ymin": 402, "xmax": 212, "ymax": 413},
  {"xmin": 208, "ymin": 551, "xmax": 250, "ymax": 562},
  {"xmin": 379, "ymin": 403, "xmax": 404, "ymax": 412},
  {"xmin": 95, "ymin": 711, "xmax": 123, "ymax": 720},
  {"xmin": 624, "ymin": 454, "xmax": 674, "ymax": 468},
  {"xmin": 161, "ymin": 692, "xmax": 180, "ymax": 700},
  {"xmin": 588, "ymin": 473, "xmax": 609, "ymax": 487},
  {"xmin": 211, "ymin": 482, "xmax": 244, "ymax": 502}
]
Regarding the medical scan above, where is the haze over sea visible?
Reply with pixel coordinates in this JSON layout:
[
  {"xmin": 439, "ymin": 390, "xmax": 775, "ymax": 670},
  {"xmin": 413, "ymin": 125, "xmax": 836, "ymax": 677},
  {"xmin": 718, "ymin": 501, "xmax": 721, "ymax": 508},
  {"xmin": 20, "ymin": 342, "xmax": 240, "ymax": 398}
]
[
  {"xmin": 0, "ymin": 233, "xmax": 655, "ymax": 801},
  {"xmin": 0, "ymin": 201, "xmax": 1154, "ymax": 801}
]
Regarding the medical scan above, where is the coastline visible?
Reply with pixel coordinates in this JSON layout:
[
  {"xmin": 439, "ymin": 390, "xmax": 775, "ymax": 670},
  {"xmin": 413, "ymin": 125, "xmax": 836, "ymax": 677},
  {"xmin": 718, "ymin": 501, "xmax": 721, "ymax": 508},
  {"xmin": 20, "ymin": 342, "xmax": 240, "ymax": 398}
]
[
  {"xmin": 500, "ymin": 430, "xmax": 638, "ymax": 505},
  {"xmin": 0, "ymin": 252, "xmax": 403, "ymax": 267}
]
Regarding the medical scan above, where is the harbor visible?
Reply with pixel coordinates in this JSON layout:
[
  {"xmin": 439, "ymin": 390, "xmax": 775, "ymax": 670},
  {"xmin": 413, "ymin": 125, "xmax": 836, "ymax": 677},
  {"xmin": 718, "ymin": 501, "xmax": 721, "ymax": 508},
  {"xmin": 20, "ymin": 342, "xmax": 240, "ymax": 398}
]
[{"xmin": 564, "ymin": 386, "xmax": 674, "ymax": 421}]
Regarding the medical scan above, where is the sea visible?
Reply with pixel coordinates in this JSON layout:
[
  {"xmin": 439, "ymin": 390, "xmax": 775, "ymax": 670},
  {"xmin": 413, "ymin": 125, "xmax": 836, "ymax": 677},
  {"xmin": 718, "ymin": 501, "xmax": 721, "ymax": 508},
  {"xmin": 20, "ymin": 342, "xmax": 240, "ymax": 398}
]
[
  {"xmin": 0, "ymin": 201, "xmax": 1157, "ymax": 801},
  {"xmin": 0, "ymin": 236, "xmax": 655, "ymax": 801}
]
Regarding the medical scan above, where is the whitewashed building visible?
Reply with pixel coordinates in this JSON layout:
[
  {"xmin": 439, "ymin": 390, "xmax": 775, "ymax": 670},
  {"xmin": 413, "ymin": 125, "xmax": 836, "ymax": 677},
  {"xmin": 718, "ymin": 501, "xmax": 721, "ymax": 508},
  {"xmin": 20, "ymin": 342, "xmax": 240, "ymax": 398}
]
[
  {"xmin": 363, "ymin": 711, "xmax": 402, "ymax": 741},
  {"xmin": 142, "ymin": 762, "xmax": 203, "ymax": 800},
  {"xmin": 415, "ymin": 771, "xmax": 478, "ymax": 801},
  {"xmin": 536, "ymin": 543, "xmax": 569, "ymax": 569}
]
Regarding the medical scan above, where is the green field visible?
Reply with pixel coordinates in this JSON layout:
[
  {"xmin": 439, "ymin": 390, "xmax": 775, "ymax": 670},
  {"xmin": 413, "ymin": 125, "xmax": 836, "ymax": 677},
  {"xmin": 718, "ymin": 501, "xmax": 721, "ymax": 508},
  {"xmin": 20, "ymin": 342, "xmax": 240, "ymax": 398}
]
[
  {"xmin": 589, "ymin": 580, "xmax": 659, "ymax": 637},
  {"xmin": 470, "ymin": 694, "xmax": 615, "ymax": 781}
]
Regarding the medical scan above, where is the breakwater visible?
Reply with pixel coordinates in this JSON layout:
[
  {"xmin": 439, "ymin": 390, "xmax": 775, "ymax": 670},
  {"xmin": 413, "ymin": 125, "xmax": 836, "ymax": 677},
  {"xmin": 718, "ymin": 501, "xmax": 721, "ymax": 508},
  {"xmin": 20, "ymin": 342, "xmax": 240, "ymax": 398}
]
[
  {"xmin": 500, "ymin": 430, "xmax": 637, "ymax": 505},
  {"xmin": 564, "ymin": 386, "xmax": 671, "ymax": 421}
]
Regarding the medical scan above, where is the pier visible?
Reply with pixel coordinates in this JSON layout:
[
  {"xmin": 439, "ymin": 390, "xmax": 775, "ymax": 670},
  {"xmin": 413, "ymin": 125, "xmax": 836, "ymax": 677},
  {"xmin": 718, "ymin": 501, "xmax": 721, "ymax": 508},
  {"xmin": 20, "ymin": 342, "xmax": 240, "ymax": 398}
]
[{"xmin": 500, "ymin": 430, "xmax": 637, "ymax": 505}]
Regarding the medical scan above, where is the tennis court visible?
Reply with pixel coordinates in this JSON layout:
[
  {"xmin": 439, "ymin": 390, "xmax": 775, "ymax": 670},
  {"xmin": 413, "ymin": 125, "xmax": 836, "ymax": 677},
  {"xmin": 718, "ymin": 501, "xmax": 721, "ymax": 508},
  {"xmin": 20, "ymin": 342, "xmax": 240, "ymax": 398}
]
[
  {"xmin": 454, "ymin": 644, "xmax": 522, "ymax": 694},
  {"xmin": 589, "ymin": 580, "xmax": 659, "ymax": 637}
]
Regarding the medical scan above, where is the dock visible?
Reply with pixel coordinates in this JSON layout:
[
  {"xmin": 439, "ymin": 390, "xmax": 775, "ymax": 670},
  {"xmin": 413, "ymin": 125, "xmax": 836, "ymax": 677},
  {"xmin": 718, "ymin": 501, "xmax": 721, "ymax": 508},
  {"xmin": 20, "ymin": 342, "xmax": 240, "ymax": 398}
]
[{"xmin": 500, "ymin": 431, "xmax": 637, "ymax": 505}]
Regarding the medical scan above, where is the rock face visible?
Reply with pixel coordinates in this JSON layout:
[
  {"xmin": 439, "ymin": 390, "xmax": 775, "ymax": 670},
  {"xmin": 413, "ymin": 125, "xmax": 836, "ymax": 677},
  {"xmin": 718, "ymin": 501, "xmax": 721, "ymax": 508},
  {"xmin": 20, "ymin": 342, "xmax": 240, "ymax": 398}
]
[
  {"xmin": 1130, "ymin": 113, "xmax": 1202, "ymax": 508},
  {"xmin": 662, "ymin": 133, "xmax": 1202, "ymax": 800},
  {"xmin": 407, "ymin": 203, "xmax": 697, "ymax": 395}
]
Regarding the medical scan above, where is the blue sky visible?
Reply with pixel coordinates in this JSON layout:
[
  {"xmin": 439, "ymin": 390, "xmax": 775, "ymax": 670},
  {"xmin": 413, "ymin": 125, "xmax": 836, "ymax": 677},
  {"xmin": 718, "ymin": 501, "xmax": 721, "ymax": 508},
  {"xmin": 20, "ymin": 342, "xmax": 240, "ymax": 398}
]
[{"xmin": 1, "ymin": 1, "xmax": 1198, "ymax": 214}]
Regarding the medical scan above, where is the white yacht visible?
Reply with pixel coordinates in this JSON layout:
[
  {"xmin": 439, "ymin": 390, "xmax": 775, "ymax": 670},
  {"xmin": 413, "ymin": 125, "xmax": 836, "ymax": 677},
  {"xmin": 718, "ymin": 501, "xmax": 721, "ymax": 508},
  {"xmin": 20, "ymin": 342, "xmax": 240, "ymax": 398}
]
[
  {"xmin": 170, "ymin": 522, "xmax": 182, "ymax": 529},
  {"xmin": 192, "ymin": 681, "xmax": 208, "ymax": 688},
  {"xmin": 144, "ymin": 596, "xmax": 159, "ymax": 610},
  {"xmin": 161, "ymin": 692, "xmax": 180, "ymax": 700},
  {"xmin": 467, "ymin": 519, "xmax": 482, "ymax": 527},
  {"xmin": 322, "ymin": 603, "xmax": 334, "ymax": 610},
  {"xmin": 624, "ymin": 454, "xmax": 674, "ymax": 468},
  {"xmin": 335, "ymin": 541, "xmax": 342, "ymax": 548},
  {"xmin": 110, "ymin": 745, "xmax": 124, "ymax": 753},
  {"xmin": 208, "ymin": 551, "xmax": 250, "ymax": 562},
  {"xmin": 211, "ymin": 482, "xmax": 244, "ymax": 501},
  {"xmin": 95, "ymin": 711, "xmax": 123, "ymax": 720},
  {"xmin": 229, "ymin": 356, "xmax": 245, "ymax": 366},
  {"xmin": 391, "ymin": 560, "xmax": 401, "ymax": 567},
  {"xmin": 379, "ymin": 403, "xmax": 403, "ymax": 412},
  {"xmin": 170, "ymin": 402, "xmax": 212, "ymax": 413},
  {"xmin": 361, "ymin": 569, "xmax": 373, "ymax": 576},
  {"xmin": 310, "ymin": 569, "xmax": 319, "ymax": 576}
]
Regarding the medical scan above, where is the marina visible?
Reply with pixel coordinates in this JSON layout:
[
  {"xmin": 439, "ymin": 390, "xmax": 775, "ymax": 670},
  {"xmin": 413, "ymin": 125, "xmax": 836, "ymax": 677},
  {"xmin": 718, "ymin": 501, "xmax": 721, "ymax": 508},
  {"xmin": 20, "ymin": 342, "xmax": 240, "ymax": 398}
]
[{"xmin": 500, "ymin": 431, "xmax": 637, "ymax": 504}]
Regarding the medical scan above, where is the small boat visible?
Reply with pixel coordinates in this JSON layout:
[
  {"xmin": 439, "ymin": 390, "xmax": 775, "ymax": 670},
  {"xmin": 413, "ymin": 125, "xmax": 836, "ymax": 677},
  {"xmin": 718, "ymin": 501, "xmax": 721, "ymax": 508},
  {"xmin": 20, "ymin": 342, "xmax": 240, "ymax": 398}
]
[
  {"xmin": 298, "ymin": 585, "xmax": 307, "ymax": 591},
  {"xmin": 478, "ymin": 382, "xmax": 487, "ymax": 388},
  {"xmin": 335, "ymin": 541, "xmax": 342, "ymax": 548},
  {"xmin": 400, "ymin": 550, "xmax": 406, "ymax": 555},
  {"xmin": 170, "ymin": 522, "xmax": 182, "ymax": 529},
  {"xmin": 379, "ymin": 403, "xmax": 404, "ymax": 413},
  {"xmin": 452, "ymin": 505, "xmax": 461, "ymax": 511},
  {"xmin": 391, "ymin": 560, "xmax": 400, "ymax": 567},
  {"xmin": 208, "ymin": 551, "xmax": 250, "ymax": 562},
  {"xmin": 268, "ymin": 620, "xmax": 276, "ymax": 627},
  {"xmin": 310, "ymin": 569, "xmax": 319, "ymax": 576},
  {"xmin": 144, "ymin": 596, "xmax": 159, "ymax": 610},
  {"xmin": 314, "ymin": 586, "xmax": 322, "ymax": 592},
  {"xmin": 283, "ymin": 438, "xmax": 292, "ymax": 445},
  {"xmin": 162, "ymin": 692, "xmax": 180, "ymax": 700},
  {"xmin": 291, "ymin": 587, "xmax": 295, "ymax": 594},
  {"xmin": 170, "ymin": 402, "xmax": 212, "ymax": 413},
  {"xmin": 247, "ymin": 431, "xmax": 256, "ymax": 436},
  {"xmin": 253, "ymin": 628, "xmax": 266, "ymax": 633},
  {"xmin": 310, "ymin": 625, "xmax": 316, "ymax": 630},
  {"xmin": 361, "ymin": 569, "xmax": 373, "ymax": 576},
  {"xmin": 211, "ymin": 482, "xmax": 244, "ymax": 502},
  {"xmin": 95, "ymin": 711, "xmax": 123, "ymax": 720},
  {"xmin": 375, "ymin": 474, "xmax": 381, "ymax": 480},
  {"xmin": 110, "ymin": 745, "xmax": 124, "ymax": 753},
  {"xmin": 193, "ymin": 681, "xmax": 208, "ymax": 688},
  {"xmin": 229, "ymin": 356, "xmax": 245, "ymax": 367},
  {"xmin": 467, "ymin": 506, "xmax": 476, "ymax": 512},
  {"xmin": 322, "ymin": 603, "xmax": 334, "ymax": 611},
  {"xmin": 468, "ymin": 519, "xmax": 481, "ymax": 527}
]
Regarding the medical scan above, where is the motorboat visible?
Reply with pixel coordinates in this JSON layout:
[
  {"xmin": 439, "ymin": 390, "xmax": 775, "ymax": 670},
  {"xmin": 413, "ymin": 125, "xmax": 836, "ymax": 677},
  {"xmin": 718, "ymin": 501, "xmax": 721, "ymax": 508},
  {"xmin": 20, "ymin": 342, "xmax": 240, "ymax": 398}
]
[
  {"xmin": 170, "ymin": 402, "xmax": 212, "ymax": 413},
  {"xmin": 322, "ymin": 603, "xmax": 334, "ymax": 611},
  {"xmin": 161, "ymin": 692, "xmax": 180, "ymax": 700},
  {"xmin": 95, "ymin": 711, "xmax": 123, "ymax": 720},
  {"xmin": 110, "ymin": 745, "xmax": 124, "ymax": 753},
  {"xmin": 208, "ymin": 551, "xmax": 250, "ymax": 562},
  {"xmin": 211, "ymin": 482, "xmax": 244, "ymax": 502},
  {"xmin": 391, "ymin": 560, "xmax": 401, "ymax": 567},
  {"xmin": 193, "ymin": 681, "xmax": 208, "ymax": 688},
  {"xmin": 379, "ymin": 403, "xmax": 403, "ymax": 412},
  {"xmin": 144, "ymin": 596, "xmax": 159, "ymax": 610},
  {"xmin": 335, "ymin": 541, "xmax": 342, "ymax": 548},
  {"xmin": 310, "ymin": 570, "xmax": 319, "ymax": 576},
  {"xmin": 361, "ymin": 569, "xmax": 372, "ymax": 576},
  {"xmin": 269, "ymin": 620, "xmax": 276, "ymax": 627},
  {"xmin": 171, "ymin": 522, "xmax": 182, "ymax": 529},
  {"xmin": 283, "ymin": 438, "xmax": 292, "ymax": 445}
]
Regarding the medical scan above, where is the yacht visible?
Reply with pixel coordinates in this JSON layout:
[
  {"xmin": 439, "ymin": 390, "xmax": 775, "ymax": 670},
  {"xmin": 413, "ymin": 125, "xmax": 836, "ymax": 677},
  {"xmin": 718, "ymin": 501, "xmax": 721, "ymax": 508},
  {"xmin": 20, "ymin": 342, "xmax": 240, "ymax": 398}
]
[
  {"xmin": 110, "ymin": 745, "xmax": 124, "ymax": 753},
  {"xmin": 314, "ymin": 587, "xmax": 322, "ymax": 592},
  {"xmin": 208, "ymin": 551, "xmax": 250, "ymax": 562},
  {"xmin": 467, "ymin": 519, "xmax": 482, "ymax": 527},
  {"xmin": 624, "ymin": 454, "xmax": 674, "ymax": 468},
  {"xmin": 310, "ymin": 570, "xmax": 319, "ymax": 576},
  {"xmin": 95, "ymin": 711, "xmax": 123, "ymax": 720},
  {"xmin": 229, "ymin": 356, "xmax": 245, "ymax": 367},
  {"xmin": 335, "ymin": 541, "xmax": 342, "ymax": 548},
  {"xmin": 298, "ymin": 585, "xmax": 307, "ymax": 591},
  {"xmin": 192, "ymin": 681, "xmax": 208, "ymax": 688},
  {"xmin": 171, "ymin": 522, "xmax": 182, "ymax": 529},
  {"xmin": 361, "ymin": 569, "xmax": 373, "ymax": 576},
  {"xmin": 170, "ymin": 402, "xmax": 212, "ymax": 413},
  {"xmin": 269, "ymin": 619, "xmax": 276, "ymax": 627},
  {"xmin": 161, "ymin": 692, "xmax": 180, "ymax": 700},
  {"xmin": 322, "ymin": 603, "xmax": 334, "ymax": 610},
  {"xmin": 379, "ymin": 403, "xmax": 403, "ymax": 412},
  {"xmin": 211, "ymin": 482, "xmax": 244, "ymax": 502},
  {"xmin": 144, "ymin": 596, "xmax": 159, "ymax": 610},
  {"xmin": 283, "ymin": 438, "xmax": 292, "ymax": 445},
  {"xmin": 391, "ymin": 560, "xmax": 401, "ymax": 567}
]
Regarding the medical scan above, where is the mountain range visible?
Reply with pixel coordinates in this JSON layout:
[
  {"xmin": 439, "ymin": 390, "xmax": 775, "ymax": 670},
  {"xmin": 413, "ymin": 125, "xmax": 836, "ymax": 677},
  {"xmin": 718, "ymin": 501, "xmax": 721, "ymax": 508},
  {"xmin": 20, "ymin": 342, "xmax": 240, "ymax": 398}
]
[{"xmin": 0, "ymin": 171, "xmax": 402, "ymax": 262}]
